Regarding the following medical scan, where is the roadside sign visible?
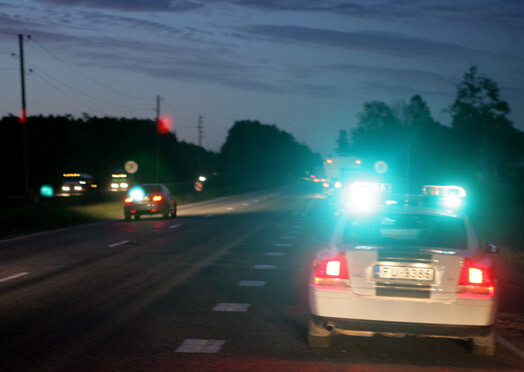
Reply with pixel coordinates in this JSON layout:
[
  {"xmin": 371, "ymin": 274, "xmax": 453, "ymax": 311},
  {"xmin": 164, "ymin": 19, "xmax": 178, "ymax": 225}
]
[
  {"xmin": 194, "ymin": 181, "xmax": 203, "ymax": 192},
  {"xmin": 374, "ymin": 161, "xmax": 388, "ymax": 174},
  {"xmin": 125, "ymin": 160, "xmax": 138, "ymax": 174}
]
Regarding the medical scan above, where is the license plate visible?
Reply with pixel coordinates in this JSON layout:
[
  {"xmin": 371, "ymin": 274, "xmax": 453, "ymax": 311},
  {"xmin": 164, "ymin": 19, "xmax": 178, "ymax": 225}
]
[{"xmin": 375, "ymin": 265, "xmax": 434, "ymax": 281}]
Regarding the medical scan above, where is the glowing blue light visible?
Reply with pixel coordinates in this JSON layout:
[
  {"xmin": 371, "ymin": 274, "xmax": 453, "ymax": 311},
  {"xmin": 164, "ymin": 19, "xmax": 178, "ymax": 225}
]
[
  {"xmin": 129, "ymin": 186, "xmax": 145, "ymax": 202},
  {"xmin": 40, "ymin": 185, "xmax": 53, "ymax": 197}
]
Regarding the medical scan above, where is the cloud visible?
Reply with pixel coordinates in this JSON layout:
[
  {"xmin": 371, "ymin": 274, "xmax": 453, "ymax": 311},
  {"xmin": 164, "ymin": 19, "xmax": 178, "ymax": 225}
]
[
  {"xmin": 238, "ymin": 24, "xmax": 491, "ymax": 61},
  {"xmin": 329, "ymin": 64, "xmax": 456, "ymax": 91},
  {"xmin": 31, "ymin": 0, "xmax": 204, "ymax": 12}
]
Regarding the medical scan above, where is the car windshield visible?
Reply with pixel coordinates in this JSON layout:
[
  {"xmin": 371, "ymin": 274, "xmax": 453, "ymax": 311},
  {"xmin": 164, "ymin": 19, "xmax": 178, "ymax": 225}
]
[{"xmin": 343, "ymin": 213, "xmax": 467, "ymax": 249}]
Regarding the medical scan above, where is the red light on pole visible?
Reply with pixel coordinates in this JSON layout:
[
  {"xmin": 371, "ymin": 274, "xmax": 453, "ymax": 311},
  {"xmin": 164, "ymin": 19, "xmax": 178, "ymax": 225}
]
[
  {"xmin": 18, "ymin": 109, "xmax": 27, "ymax": 124},
  {"xmin": 157, "ymin": 114, "xmax": 173, "ymax": 134}
]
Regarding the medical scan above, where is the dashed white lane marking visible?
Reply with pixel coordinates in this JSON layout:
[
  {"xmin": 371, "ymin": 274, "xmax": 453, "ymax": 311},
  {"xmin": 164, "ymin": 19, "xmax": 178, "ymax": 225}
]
[
  {"xmin": 266, "ymin": 252, "xmax": 285, "ymax": 256},
  {"xmin": 281, "ymin": 236, "xmax": 296, "ymax": 239},
  {"xmin": 108, "ymin": 240, "xmax": 129, "ymax": 247},
  {"xmin": 254, "ymin": 199, "xmax": 259, "ymax": 203},
  {"xmin": 254, "ymin": 265, "xmax": 277, "ymax": 270},
  {"xmin": 290, "ymin": 225, "xmax": 302, "ymax": 229},
  {"xmin": 274, "ymin": 243, "xmax": 291, "ymax": 247},
  {"xmin": 497, "ymin": 335, "xmax": 524, "ymax": 359},
  {"xmin": 176, "ymin": 339, "xmax": 225, "ymax": 353},
  {"xmin": 243, "ymin": 203, "xmax": 249, "ymax": 206},
  {"xmin": 0, "ymin": 272, "xmax": 29, "ymax": 284},
  {"xmin": 237, "ymin": 280, "xmax": 266, "ymax": 287},
  {"xmin": 213, "ymin": 303, "xmax": 250, "ymax": 312},
  {"xmin": 227, "ymin": 207, "xmax": 234, "ymax": 211},
  {"xmin": 286, "ymin": 230, "xmax": 297, "ymax": 234},
  {"xmin": 169, "ymin": 224, "xmax": 182, "ymax": 229}
]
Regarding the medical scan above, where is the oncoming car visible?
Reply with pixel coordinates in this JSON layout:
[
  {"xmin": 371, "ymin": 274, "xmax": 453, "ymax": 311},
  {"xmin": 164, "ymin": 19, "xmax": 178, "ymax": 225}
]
[
  {"xmin": 123, "ymin": 183, "xmax": 177, "ymax": 221},
  {"xmin": 308, "ymin": 205, "xmax": 499, "ymax": 355}
]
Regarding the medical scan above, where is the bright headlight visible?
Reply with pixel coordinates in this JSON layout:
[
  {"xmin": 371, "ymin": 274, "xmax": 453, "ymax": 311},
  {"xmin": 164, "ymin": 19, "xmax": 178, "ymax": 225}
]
[{"xmin": 444, "ymin": 195, "xmax": 462, "ymax": 208}]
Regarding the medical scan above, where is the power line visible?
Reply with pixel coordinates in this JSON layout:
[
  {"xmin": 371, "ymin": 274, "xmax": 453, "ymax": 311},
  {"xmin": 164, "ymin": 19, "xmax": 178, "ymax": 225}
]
[
  {"xmin": 33, "ymin": 72, "xmax": 108, "ymax": 116},
  {"xmin": 30, "ymin": 36, "xmax": 151, "ymax": 101},
  {"xmin": 26, "ymin": 61, "xmax": 152, "ymax": 112}
]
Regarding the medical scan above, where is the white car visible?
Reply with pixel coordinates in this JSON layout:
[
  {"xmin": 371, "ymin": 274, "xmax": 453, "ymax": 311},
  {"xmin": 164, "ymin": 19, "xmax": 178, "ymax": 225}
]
[{"xmin": 308, "ymin": 205, "xmax": 499, "ymax": 355}]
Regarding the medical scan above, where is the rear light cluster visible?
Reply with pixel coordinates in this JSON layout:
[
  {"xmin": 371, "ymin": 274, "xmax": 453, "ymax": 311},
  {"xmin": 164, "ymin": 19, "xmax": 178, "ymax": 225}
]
[
  {"xmin": 124, "ymin": 197, "xmax": 133, "ymax": 203},
  {"xmin": 152, "ymin": 195, "xmax": 163, "ymax": 202},
  {"xmin": 313, "ymin": 253, "xmax": 349, "ymax": 286},
  {"xmin": 458, "ymin": 258, "xmax": 495, "ymax": 295}
]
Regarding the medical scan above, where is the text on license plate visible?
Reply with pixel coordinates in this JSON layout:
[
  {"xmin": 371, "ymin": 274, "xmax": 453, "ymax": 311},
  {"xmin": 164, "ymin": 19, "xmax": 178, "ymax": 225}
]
[{"xmin": 375, "ymin": 265, "xmax": 434, "ymax": 281}]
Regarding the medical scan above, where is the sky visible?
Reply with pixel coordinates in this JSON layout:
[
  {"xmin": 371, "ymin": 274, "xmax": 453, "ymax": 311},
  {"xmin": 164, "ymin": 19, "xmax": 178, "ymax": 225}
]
[{"xmin": 0, "ymin": 0, "xmax": 523, "ymax": 157}]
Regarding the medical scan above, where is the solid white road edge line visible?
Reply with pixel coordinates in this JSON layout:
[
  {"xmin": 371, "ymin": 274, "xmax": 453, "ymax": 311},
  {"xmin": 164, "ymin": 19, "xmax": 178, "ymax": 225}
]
[
  {"xmin": 0, "ymin": 272, "xmax": 29, "ymax": 283},
  {"xmin": 108, "ymin": 240, "xmax": 129, "ymax": 248},
  {"xmin": 497, "ymin": 335, "xmax": 524, "ymax": 359}
]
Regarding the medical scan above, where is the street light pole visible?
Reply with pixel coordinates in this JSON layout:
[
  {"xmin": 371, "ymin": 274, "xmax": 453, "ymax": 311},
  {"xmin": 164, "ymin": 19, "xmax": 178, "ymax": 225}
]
[{"xmin": 19, "ymin": 33, "xmax": 30, "ymax": 194}]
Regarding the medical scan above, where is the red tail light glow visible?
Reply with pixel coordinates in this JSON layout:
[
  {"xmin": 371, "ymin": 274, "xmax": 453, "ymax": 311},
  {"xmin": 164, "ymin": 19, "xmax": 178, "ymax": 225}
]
[
  {"xmin": 313, "ymin": 254, "xmax": 349, "ymax": 285},
  {"xmin": 458, "ymin": 258, "xmax": 495, "ymax": 295},
  {"xmin": 152, "ymin": 195, "xmax": 163, "ymax": 202}
]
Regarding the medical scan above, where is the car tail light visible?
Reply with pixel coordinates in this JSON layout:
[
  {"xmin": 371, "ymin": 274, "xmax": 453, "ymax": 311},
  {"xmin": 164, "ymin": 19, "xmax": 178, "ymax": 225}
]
[
  {"xmin": 124, "ymin": 197, "xmax": 133, "ymax": 203},
  {"xmin": 152, "ymin": 195, "xmax": 163, "ymax": 202},
  {"xmin": 313, "ymin": 254, "xmax": 349, "ymax": 286},
  {"xmin": 458, "ymin": 258, "xmax": 495, "ymax": 295}
]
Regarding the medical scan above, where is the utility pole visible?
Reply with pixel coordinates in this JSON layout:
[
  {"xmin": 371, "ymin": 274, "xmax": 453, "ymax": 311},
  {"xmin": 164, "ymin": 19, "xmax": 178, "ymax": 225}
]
[
  {"xmin": 155, "ymin": 95, "xmax": 162, "ymax": 182},
  {"xmin": 19, "ymin": 33, "xmax": 30, "ymax": 195},
  {"xmin": 197, "ymin": 115, "xmax": 205, "ymax": 174},
  {"xmin": 197, "ymin": 115, "xmax": 204, "ymax": 147}
]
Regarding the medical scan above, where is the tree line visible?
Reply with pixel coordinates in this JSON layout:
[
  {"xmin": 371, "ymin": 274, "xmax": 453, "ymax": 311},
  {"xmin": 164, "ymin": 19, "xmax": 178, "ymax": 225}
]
[
  {"xmin": 335, "ymin": 66, "xmax": 524, "ymax": 193},
  {"xmin": 1, "ymin": 114, "xmax": 320, "ymax": 196}
]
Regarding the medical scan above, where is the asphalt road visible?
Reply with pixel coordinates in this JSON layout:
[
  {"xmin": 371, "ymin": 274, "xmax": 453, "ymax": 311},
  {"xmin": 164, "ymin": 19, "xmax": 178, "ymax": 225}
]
[{"xmin": 1, "ymin": 185, "xmax": 523, "ymax": 371}]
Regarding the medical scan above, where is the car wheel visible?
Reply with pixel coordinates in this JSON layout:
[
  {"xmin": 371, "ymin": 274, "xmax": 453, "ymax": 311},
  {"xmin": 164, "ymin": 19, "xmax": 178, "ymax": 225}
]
[
  {"xmin": 124, "ymin": 213, "xmax": 131, "ymax": 221},
  {"xmin": 472, "ymin": 327, "xmax": 496, "ymax": 356},
  {"xmin": 163, "ymin": 208, "xmax": 170, "ymax": 219},
  {"xmin": 172, "ymin": 204, "xmax": 177, "ymax": 218},
  {"xmin": 134, "ymin": 214, "xmax": 141, "ymax": 221},
  {"xmin": 308, "ymin": 317, "xmax": 333, "ymax": 348}
]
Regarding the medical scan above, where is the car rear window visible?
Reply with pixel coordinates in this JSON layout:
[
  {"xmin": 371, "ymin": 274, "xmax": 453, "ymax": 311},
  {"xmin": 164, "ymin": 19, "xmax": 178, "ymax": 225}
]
[
  {"xmin": 142, "ymin": 185, "xmax": 162, "ymax": 193},
  {"xmin": 343, "ymin": 213, "xmax": 467, "ymax": 249}
]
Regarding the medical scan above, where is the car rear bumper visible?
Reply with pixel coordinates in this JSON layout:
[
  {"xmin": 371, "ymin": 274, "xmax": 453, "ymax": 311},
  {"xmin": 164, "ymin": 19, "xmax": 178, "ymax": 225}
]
[
  {"xmin": 124, "ymin": 202, "xmax": 167, "ymax": 215},
  {"xmin": 309, "ymin": 284, "xmax": 497, "ymax": 327},
  {"xmin": 311, "ymin": 314, "xmax": 494, "ymax": 338}
]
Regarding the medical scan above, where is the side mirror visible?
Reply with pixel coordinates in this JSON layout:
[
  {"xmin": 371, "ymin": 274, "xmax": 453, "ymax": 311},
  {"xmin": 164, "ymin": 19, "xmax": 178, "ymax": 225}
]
[{"xmin": 485, "ymin": 243, "xmax": 500, "ymax": 254}]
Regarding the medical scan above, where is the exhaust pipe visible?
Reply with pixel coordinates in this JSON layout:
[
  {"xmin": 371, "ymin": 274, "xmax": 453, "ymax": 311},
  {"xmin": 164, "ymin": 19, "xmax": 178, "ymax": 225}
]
[{"xmin": 324, "ymin": 321, "xmax": 336, "ymax": 332}]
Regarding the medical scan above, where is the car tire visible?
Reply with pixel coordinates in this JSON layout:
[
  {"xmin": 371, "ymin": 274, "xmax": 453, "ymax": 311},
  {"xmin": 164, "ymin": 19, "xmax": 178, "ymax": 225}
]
[
  {"xmin": 163, "ymin": 208, "xmax": 170, "ymax": 219},
  {"xmin": 472, "ymin": 327, "xmax": 496, "ymax": 356},
  {"xmin": 308, "ymin": 317, "xmax": 333, "ymax": 348},
  {"xmin": 172, "ymin": 204, "xmax": 177, "ymax": 218},
  {"xmin": 125, "ymin": 213, "xmax": 131, "ymax": 221},
  {"xmin": 134, "ymin": 214, "xmax": 141, "ymax": 221}
]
